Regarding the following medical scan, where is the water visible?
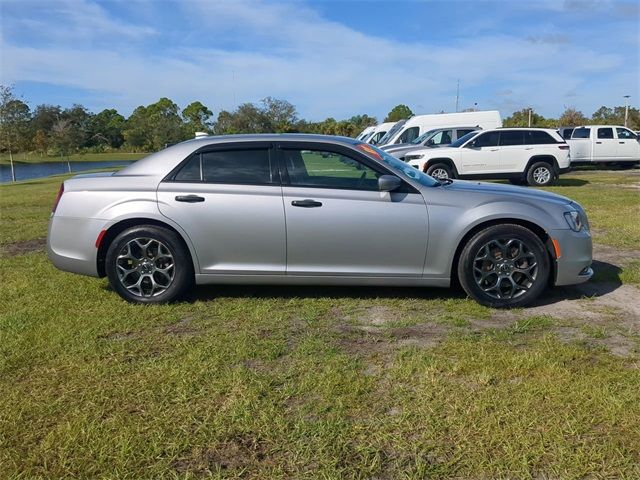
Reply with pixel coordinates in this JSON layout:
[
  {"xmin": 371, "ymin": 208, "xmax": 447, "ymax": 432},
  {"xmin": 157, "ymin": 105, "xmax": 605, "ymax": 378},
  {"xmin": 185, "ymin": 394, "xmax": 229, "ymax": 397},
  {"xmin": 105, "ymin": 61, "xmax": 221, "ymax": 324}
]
[{"xmin": 0, "ymin": 160, "xmax": 133, "ymax": 183}]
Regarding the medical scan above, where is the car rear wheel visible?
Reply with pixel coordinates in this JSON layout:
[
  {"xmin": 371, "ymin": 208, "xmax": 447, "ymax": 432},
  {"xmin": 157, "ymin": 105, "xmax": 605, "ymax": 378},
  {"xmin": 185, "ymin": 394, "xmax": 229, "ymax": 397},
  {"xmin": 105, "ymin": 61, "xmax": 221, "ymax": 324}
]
[
  {"xmin": 526, "ymin": 162, "xmax": 555, "ymax": 186},
  {"xmin": 457, "ymin": 224, "xmax": 550, "ymax": 308},
  {"xmin": 105, "ymin": 225, "xmax": 194, "ymax": 304},
  {"xmin": 426, "ymin": 163, "xmax": 454, "ymax": 180}
]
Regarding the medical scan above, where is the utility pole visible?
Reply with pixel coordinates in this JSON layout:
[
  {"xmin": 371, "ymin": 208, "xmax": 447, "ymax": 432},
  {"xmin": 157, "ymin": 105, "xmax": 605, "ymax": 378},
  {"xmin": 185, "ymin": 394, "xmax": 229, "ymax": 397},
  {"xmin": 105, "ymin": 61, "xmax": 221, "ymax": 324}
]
[
  {"xmin": 455, "ymin": 79, "xmax": 460, "ymax": 112},
  {"xmin": 528, "ymin": 108, "xmax": 532, "ymax": 127},
  {"xmin": 623, "ymin": 95, "xmax": 630, "ymax": 127}
]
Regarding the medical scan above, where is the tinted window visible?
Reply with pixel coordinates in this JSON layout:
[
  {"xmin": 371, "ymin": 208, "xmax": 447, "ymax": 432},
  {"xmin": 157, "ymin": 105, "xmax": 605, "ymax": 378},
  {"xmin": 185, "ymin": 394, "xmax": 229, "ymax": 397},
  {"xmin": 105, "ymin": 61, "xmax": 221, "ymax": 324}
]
[
  {"xmin": 572, "ymin": 127, "xmax": 590, "ymax": 139},
  {"xmin": 282, "ymin": 149, "xmax": 382, "ymax": 191},
  {"xmin": 524, "ymin": 130, "xmax": 557, "ymax": 144},
  {"xmin": 456, "ymin": 129, "xmax": 475, "ymax": 138},
  {"xmin": 473, "ymin": 131, "xmax": 500, "ymax": 147},
  {"xmin": 369, "ymin": 132, "xmax": 386, "ymax": 145},
  {"xmin": 616, "ymin": 128, "xmax": 637, "ymax": 139},
  {"xmin": 597, "ymin": 128, "xmax": 614, "ymax": 139},
  {"xmin": 398, "ymin": 126, "xmax": 420, "ymax": 144},
  {"xmin": 174, "ymin": 149, "xmax": 274, "ymax": 184},
  {"xmin": 499, "ymin": 130, "xmax": 524, "ymax": 146}
]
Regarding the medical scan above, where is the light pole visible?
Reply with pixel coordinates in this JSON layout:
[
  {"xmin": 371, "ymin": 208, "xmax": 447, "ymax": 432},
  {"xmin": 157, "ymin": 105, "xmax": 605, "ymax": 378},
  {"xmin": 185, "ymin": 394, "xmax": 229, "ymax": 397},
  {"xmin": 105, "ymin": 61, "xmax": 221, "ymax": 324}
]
[
  {"xmin": 528, "ymin": 108, "xmax": 532, "ymax": 127},
  {"xmin": 623, "ymin": 95, "xmax": 630, "ymax": 127}
]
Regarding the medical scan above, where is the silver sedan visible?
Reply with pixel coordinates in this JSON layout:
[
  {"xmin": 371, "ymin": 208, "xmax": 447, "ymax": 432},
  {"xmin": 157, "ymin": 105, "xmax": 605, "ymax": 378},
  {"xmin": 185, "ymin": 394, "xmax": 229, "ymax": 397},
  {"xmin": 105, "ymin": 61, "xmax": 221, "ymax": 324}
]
[{"xmin": 47, "ymin": 134, "xmax": 593, "ymax": 308}]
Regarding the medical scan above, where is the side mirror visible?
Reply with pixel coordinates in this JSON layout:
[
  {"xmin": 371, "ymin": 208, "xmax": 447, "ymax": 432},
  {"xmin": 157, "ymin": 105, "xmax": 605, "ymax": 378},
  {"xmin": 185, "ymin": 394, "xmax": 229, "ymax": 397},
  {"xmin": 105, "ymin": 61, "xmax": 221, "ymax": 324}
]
[{"xmin": 378, "ymin": 175, "xmax": 402, "ymax": 192}]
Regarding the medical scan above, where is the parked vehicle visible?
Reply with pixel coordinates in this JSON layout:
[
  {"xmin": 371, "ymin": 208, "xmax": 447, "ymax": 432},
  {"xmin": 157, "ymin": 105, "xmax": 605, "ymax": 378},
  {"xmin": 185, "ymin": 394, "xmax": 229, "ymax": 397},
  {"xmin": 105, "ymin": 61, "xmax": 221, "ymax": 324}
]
[
  {"xmin": 405, "ymin": 128, "xmax": 571, "ymax": 186},
  {"xmin": 355, "ymin": 126, "xmax": 375, "ymax": 141},
  {"xmin": 47, "ymin": 134, "xmax": 592, "ymax": 308},
  {"xmin": 382, "ymin": 126, "xmax": 481, "ymax": 160},
  {"xmin": 567, "ymin": 125, "xmax": 640, "ymax": 166},
  {"xmin": 378, "ymin": 111, "xmax": 502, "ymax": 146},
  {"xmin": 364, "ymin": 122, "xmax": 397, "ymax": 145}
]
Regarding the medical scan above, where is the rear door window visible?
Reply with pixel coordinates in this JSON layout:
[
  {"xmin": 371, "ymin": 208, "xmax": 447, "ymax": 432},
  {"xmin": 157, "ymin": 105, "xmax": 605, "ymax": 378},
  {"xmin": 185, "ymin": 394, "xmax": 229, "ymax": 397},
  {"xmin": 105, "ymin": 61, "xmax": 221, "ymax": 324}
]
[
  {"xmin": 173, "ymin": 148, "xmax": 275, "ymax": 185},
  {"xmin": 499, "ymin": 130, "xmax": 524, "ymax": 146},
  {"xmin": 572, "ymin": 128, "xmax": 591, "ymax": 139},
  {"xmin": 597, "ymin": 128, "xmax": 614, "ymax": 139}
]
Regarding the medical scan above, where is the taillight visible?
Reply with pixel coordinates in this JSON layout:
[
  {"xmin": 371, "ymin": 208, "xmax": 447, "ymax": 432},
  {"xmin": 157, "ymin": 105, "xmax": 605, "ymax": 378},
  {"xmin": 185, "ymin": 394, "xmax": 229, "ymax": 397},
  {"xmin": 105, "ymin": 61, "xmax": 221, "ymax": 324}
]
[
  {"xmin": 52, "ymin": 183, "xmax": 64, "ymax": 213},
  {"xmin": 558, "ymin": 144, "xmax": 570, "ymax": 150}
]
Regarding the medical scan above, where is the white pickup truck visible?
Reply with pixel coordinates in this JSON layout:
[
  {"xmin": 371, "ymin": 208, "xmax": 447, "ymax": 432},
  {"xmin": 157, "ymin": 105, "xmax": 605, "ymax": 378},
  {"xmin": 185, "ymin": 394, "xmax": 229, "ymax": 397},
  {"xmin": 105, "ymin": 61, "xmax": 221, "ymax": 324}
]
[{"xmin": 567, "ymin": 125, "xmax": 640, "ymax": 166}]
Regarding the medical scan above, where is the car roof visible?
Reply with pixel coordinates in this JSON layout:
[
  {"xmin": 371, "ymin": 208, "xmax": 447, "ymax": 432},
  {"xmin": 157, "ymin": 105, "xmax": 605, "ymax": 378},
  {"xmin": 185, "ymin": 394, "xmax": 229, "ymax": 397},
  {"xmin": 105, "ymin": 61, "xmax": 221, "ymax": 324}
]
[{"xmin": 116, "ymin": 134, "xmax": 362, "ymax": 177}]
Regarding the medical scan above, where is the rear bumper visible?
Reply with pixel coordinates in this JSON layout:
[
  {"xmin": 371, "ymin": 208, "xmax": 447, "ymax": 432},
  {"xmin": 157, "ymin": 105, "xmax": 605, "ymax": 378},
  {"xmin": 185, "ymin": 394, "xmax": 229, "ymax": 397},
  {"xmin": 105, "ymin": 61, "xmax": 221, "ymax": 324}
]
[
  {"xmin": 550, "ymin": 228, "xmax": 593, "ymax": 286},
  {"xmin": 47, "ymin": 215, "xmax": 103, "ymax": 277}
]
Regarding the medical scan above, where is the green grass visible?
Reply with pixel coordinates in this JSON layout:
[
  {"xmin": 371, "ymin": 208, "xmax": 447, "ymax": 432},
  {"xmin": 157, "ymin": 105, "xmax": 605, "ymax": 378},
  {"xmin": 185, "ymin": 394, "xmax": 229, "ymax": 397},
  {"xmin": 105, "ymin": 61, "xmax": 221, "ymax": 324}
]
[
  {"xmin": 1, "ymin": 169, "xmax": 639, "ymax": 478},
  {"xmin": 0, "ymin": 151, "xmax": 148, "ymax": 165}
]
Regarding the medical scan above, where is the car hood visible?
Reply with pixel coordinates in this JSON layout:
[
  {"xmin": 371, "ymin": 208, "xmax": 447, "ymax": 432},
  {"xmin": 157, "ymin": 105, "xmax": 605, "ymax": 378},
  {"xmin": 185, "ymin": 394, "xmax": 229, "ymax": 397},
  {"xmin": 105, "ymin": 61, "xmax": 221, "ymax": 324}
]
[{"xmin": 441, "ymin": 180, "xmax": 572, "ymax": 206}]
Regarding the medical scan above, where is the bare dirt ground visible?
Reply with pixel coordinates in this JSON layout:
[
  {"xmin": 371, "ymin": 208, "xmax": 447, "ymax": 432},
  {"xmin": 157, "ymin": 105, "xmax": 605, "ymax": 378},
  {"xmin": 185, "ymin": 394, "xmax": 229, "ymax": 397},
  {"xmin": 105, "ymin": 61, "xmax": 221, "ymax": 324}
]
[{"xmin": 339, "ymin": 242, "xmax": 640, "ymax": 359}]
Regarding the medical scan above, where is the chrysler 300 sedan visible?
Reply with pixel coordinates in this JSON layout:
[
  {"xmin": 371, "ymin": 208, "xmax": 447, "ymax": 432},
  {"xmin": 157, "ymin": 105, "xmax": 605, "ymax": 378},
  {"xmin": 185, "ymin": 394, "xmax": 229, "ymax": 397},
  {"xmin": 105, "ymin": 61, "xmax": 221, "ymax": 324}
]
[{"xmin": 47, "ymin": 134, "xmax": 593, "ymax": 308}]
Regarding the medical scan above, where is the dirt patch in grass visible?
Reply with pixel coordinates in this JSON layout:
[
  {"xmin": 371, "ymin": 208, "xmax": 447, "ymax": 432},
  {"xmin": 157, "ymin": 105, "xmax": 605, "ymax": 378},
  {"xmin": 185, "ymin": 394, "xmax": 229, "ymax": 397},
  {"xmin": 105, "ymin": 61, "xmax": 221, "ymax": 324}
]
[
  {"xmin": 172, "ymin": 434, "xmax": 267, "ymax": 475},
  {"xmin": 1, "ymin": 237, "xmax": 46, "ymax": 256},
  {"xmin": 163, "ymin": 315, "xmax": 199, "ymax": 336}
]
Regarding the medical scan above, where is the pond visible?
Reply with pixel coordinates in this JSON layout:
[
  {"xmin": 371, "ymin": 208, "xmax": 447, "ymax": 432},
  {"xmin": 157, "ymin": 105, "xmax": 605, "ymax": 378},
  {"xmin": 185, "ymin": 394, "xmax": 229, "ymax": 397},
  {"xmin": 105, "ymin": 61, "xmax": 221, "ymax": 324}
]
[{"xmin": 0, "ymin": 160, "xmax": 134, "ymax": 183}]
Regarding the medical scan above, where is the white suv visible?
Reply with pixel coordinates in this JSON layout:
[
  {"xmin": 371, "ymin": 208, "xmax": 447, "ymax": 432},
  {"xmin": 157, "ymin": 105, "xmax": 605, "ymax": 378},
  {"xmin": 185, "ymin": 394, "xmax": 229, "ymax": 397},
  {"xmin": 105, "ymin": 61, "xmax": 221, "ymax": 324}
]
[{"xmin": 405, "ymin": 128, "xmax": 571, "ymax": 186}]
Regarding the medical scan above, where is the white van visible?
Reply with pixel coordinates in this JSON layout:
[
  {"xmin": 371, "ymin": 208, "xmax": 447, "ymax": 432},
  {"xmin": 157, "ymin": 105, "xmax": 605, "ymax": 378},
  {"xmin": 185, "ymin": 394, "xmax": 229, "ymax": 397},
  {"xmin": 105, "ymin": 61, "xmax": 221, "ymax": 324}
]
[
  {"xmin": 364, "ymin": 122, "xmax": 398, "ymax": 145},
  {"xmin": 379, "ymin": 111, "xmax": 502, "ymax": 146},
  {"xmin": 355, "ymin": 126, "xmax": 375, "ymax": 141}
]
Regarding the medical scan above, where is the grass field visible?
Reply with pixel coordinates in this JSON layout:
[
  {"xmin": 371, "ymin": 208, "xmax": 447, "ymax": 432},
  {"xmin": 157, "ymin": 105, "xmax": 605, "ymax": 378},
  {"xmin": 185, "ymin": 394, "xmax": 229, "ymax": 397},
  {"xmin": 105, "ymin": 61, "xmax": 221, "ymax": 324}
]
[
  {"xmin": 1, "ymin": 169, "xmax": 639, "ymax": 478},
  {"xmin": 0, "ymin": 151, "xmax": 148, "ymax": 165}
]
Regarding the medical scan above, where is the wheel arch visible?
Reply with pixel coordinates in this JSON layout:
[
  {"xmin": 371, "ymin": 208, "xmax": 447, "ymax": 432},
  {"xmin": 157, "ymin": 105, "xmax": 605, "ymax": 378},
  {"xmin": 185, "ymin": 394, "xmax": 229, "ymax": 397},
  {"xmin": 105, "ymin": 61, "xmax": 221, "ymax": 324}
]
[
  {"xmin": 526, "ymin": 155, "xmax": 559, "ymax": 173},
  {"xmin": 450, "ymin": 218, "xmax": 557, "ymax": 288},
  {"xmin": 96, "ymin": 217, "xmax": 198, "ymax": 278},
  {"xmin": 423, "ymin": 158, "xmax": 459, "ymax": 177}
]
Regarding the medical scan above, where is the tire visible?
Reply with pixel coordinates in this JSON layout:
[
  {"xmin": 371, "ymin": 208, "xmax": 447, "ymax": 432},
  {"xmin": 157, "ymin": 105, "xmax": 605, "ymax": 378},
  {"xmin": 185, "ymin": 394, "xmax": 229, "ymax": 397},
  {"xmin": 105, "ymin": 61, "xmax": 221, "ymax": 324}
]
[
  {"xmin": 105, "ymin": 225, "xmax": 194, "ymax": 304},
  {"xmin": 508, "ymin": 178, "xmax": 526, "ymax": 186},
  {"xmin": 426, "ymin": 162, "xmax": 454, "ymax": 180},
  {"xmin": 526, "ymin": 161, "xmax": 555, "ymax": 186},
  {"xmin": 457, "ymin": 224, "xmax": 550, "ymax": 308}
]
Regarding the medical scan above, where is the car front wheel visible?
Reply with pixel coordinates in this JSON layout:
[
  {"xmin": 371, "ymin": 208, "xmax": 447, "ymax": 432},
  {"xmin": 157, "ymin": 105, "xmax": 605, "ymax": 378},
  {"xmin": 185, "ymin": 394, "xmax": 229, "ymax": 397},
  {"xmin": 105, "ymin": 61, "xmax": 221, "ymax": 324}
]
[
  {"xmin": 526, "ymin": 162, "xmax": 555, "ymax": 186},
  {"xmin": 457, "ymin": 224, "xmax": 550, "ymax": 308},
  {"xmin": 426, "ymin": 163, "xmax": 454, "ymax": 180},
  {"xmin": 105, "ymin": 225, "xmax": 194, "ymax": 304}
]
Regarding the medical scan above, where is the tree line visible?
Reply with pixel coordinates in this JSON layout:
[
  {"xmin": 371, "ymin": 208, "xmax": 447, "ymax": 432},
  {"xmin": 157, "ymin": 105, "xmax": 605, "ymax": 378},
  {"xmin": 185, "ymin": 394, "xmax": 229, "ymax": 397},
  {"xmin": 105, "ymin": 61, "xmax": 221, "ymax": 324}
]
[{"xmin": 1, "ymin": 84, "xmax": 637, "ymax": 161}]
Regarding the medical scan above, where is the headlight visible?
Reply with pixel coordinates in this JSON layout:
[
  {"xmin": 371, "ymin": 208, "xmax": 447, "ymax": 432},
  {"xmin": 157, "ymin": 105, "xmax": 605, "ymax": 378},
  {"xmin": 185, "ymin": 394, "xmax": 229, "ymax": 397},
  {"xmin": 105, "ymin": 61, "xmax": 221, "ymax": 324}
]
[
  {"xmin": 563, "ymin": 207, "xmax": 589, "ymax": 233},
  {"xmin": 405, "ymin": 154, "xmax": 424, "ymax": 160}
]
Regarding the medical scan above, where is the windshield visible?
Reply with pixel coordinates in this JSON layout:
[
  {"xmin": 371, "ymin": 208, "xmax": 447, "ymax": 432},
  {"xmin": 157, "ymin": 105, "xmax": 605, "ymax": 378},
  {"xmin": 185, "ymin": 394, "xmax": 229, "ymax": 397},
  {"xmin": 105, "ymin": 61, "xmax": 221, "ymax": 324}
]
[
  {"xmin": 356, "ymin": 143, "xmax": 440, "ymax": 187},
  {"xmin": 411, "ymin": 129, "xmax": 439, "ymax": 145},
  {"xmin": 376, "ymin": 119, "xmax": 407, "ymax": 146},
  {"xmin": 449, "ymin": 130, "xmax": 481, "ymax": 148}
]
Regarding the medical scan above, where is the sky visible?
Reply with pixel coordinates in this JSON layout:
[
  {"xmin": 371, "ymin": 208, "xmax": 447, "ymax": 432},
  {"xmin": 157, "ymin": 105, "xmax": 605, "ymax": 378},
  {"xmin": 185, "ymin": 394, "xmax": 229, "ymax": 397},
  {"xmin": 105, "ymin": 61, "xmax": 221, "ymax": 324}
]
[{"xmin": 1, "ymin": 0, "xmax": 638, "ymax": 122}]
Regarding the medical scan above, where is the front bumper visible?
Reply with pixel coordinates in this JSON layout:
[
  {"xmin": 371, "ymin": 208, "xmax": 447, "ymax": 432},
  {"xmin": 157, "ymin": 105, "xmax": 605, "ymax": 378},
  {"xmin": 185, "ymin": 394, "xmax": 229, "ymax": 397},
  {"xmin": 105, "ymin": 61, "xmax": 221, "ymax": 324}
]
[{"xmin": 550, "ymin": 228, "xmax": 593, "ymax": 286}]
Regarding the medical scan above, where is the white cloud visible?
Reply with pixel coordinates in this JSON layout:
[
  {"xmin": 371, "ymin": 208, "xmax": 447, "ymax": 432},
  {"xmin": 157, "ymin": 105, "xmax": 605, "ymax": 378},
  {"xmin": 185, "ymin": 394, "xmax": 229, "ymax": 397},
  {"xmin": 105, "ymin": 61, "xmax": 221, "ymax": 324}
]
[{"xmin": 1, "ymin": 0, "xmax": 637, "ymax": 120}]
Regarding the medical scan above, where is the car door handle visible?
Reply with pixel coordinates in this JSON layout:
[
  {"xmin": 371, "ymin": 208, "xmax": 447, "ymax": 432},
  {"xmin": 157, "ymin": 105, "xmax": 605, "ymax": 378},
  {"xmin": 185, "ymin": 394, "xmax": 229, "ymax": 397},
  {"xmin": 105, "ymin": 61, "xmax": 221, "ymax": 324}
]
[
  {"xmin": 525, "ymin": 147, "xmax": 534, "ymax": 150},
  {"xmin": 490, "ymin": 148, "xmax": 499, "ymax": 151},
  {"xmin": 291, "ymin": 199, "xmax": 322, "ymax": 208},
  {"xmin": 596, "ymin": 141, "xmax": 603, "ymax": 144},
  {"xmin": 175, "ymin": 195, "xmax": 205, "ymax": 203},
  {"xmin": 619, "ymin": 141, "xmax": 625, "ymax": 144}
]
